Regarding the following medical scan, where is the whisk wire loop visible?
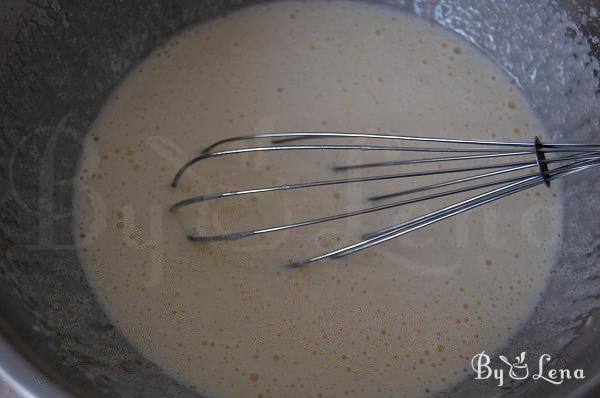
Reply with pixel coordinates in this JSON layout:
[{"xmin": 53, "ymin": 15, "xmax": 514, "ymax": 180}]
[{"xmin": 170, "ymin": 132, "xmax": 600, "ymax": 267}]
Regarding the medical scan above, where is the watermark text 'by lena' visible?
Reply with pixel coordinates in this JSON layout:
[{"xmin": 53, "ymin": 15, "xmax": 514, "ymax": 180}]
[{"xmin": 471, "ymin": 351, "xmax": 585, "ymax": 387}]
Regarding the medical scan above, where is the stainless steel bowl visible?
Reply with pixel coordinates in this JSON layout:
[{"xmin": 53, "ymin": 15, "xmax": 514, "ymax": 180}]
[{"xmin": 0, "ymin": 0, "xmax": 599, "ymax": 397}]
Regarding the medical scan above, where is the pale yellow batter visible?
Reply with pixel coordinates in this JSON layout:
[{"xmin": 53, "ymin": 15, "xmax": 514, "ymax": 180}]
[{"xmin": 74, "ymin": 2, "xmax": 562, "ymax": 397}]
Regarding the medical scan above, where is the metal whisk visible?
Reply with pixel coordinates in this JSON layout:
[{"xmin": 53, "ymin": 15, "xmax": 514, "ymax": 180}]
[{"xmin": 170, "ymin": 132, "xmax": 600, "ymax": 267}]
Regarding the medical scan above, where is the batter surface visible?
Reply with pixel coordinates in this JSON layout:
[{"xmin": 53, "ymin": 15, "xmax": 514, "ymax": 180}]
[{"xmin": 74, "ymin": 2, "xmax": 562, "ymax": 397}]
